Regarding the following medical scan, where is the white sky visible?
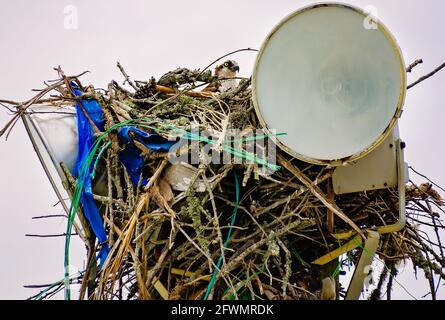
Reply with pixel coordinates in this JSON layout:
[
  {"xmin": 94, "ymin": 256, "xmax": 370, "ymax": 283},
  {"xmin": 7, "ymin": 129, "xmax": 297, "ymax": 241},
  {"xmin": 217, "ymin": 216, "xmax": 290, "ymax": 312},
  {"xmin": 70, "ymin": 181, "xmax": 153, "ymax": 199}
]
[{"xmin": 0, "ymin": 0, "xmax": 444, "ymax": 299}]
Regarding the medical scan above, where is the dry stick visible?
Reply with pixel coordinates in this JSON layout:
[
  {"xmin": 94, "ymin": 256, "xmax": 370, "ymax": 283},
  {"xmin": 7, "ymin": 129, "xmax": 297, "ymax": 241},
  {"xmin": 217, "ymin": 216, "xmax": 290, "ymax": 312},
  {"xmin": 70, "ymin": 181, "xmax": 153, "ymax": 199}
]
[
  {"xmin": 408, "ymin": 216, "xmax": 444, "ymax": 229},
  {"xmin": 110, "ymin": 101, "xmax": 132, "ymax": 121},
  {"xmin": 407, "ymin": 61, "xmax": 445, "ymax": 90},
  {"xmin": 202, "ymin": 171, "xmax": 227, "ymax": 266},
  {"xmin": 254, "ymin": 196, "xmax": 295, "ymax": 217},
  {"xmin": 59, "ymin": 162, "xmax": 94, "ymax": 243},
  {"xmin": 415, "ymin": 229, "xmax": 444, "ymax": 250},
  {"xmin": 406, "ymin": 59, "xmax": 423, "ymax": 73},
  {"xmin": 410, "ymin": 237, "xmax": 438, "ymax": 299},
  {"xmin": 79, "ymin": 244, "xmax": 97, "ymax": 300},
  {"xmin": 101, "ymin": 87, "xmax": 122, "ymax": 252},
  {"xmin": 407, "ymin": 227, "xmax": 445, "ymax": 268},
  {"xmin": 97, "ymin": 197, "xmax": 143, "ymax": 298},
  {"xmin": 326, "ymin": 179, "xmax": 334, "ymax": 233},
  {"xmin": 0, "ymin": 99, "xmax": 25, "ymax": 106},
  {"xmin": 116, "ymin": 61, "xmax": 138, "ymax": 91},
  {"xmin": 59, "ymin": 162, "xmax": 98, "ymax": 300},
  {"xmin": 409, "ymin": 166, "xmax": 445, "ymax": 193},
  {"xmin": 277, "ymin": 155, "xmax": 365, "ymax": 239},
  {"xmin": 220, "ymin": 219, "xmax": 316, "ymax": 277},
  {"xmin": 276, "ymin": 238, "xmax": 296, "ymax": 297},
  {"xmin": 0, "ymin": 70, "xmax": 89, "ymax": 138},
  {"xmin": 98, "ymin": 216, "xmax": 129, "ymax": 298},
  {"xmin": 25, "ymin": 233, "xmax": 78, "ymax": 238},
  {"xmin": 105, "ymin": 217, "xmax": 151, "ymax": 299},
  {"xmin": 144, "ymin": 159, "xmax": 169, "ymax": 191},
  {"xmin": 427, "ymin": 203, "xmax": 445, "ymax": 281},
  {"xmin": 57, "ymin": 67, "xmax": 102, "ymax": 136},
  {"xmin": 175, "ymin": 222, "xmax": 235, "ymax": 294},
  {"xmin": 423, "ymin": 248, "xmax": 437, "ymax": 300},
  {"xmin": 155, "ymin": 84, "xmax": 216, "ymax": 98},
  {"xmin": 98, "ymin": 159, "xmax": 169, "ymax": 298},
  {"xmin": 201, "ymin": 171, "xmax": 238, "ymax": 300},
  {"xmin": 0, "ymin": 79, "xmax": 65, "ymax": 139},
  {"xmin": 145, "ymin": 229, "xmax": 178, "ymax": 291},
  {"xmin": 138, "ymin": 219, "xmax": 150, "ymax": 280},
  {"xmin": 129, "ymin": 248, "xmax": 151, "ymax": 299},
  {"xmin": 106, "ymin": 151, "xmax": 115, "ymax": 247},
  {"xmin": 32, "ymin": 214, "xmax": 66, "ymax": 220}
]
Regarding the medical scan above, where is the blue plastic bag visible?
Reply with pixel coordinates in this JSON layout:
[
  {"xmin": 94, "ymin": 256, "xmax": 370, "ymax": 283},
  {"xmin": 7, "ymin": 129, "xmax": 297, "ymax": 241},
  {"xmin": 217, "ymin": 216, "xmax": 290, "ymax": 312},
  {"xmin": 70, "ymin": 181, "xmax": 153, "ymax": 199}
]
[{"xmin": 71, "ymin": 83, "xmax": 109, "ymax": 266}]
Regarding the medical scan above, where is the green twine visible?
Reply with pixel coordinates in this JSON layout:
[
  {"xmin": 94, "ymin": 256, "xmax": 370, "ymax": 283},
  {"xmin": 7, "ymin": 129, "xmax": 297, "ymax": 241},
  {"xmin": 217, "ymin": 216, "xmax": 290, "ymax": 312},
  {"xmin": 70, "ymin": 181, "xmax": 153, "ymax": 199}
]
[
  {"xmin": 91, "ymin": 141, "xmax": 112, "ymax": 180},
  {"xmin": 64, "ymin": 119, "xmax": 143, "ymax": 299},
  {"xmin": 203, "ymin": 171, "xmax": 240, "ymax": 300}
]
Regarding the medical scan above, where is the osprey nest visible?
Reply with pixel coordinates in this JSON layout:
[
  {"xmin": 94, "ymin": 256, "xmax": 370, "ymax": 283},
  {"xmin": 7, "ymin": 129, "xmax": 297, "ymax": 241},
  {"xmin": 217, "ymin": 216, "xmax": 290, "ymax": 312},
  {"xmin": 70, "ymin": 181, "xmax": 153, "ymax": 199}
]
[{"xmin": 1, "ymin": 61, "xmax": 445, "ymax": 300}]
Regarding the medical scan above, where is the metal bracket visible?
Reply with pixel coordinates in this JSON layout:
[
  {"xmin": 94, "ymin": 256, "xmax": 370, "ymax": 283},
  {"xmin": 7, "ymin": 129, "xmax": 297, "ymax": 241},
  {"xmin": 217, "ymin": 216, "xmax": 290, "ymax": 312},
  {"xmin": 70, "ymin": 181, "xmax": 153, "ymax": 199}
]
[
  {"xmin": 345, "ymin": 230, "xmax": 380, "ymax": 300},
  {"xmin": 311, "ymin": 139, "xmax": 406, "ymax": 299},
  {"xmin": 345, "ymin": 139, "xmax": 406, "ymax": 299}
]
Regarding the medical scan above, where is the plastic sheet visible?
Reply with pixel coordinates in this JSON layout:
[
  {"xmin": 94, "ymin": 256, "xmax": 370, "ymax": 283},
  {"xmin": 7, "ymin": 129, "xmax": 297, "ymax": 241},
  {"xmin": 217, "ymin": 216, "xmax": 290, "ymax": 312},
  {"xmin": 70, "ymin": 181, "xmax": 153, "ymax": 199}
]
[
  {"xmin": 117, "ymin": 126, "xmax": 177, "ymax": 186},
  {"xmin": 71, "ymin": 83, "xmax": 109, "ymax": 265}
]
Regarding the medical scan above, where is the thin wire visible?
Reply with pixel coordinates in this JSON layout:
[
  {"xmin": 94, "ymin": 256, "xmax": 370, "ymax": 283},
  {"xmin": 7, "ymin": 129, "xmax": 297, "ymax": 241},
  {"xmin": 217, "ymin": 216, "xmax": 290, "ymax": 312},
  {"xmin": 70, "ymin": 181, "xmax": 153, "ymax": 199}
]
[{"xmin": 197, "ymin": 48, "xmax": 258, "ymax": 79}]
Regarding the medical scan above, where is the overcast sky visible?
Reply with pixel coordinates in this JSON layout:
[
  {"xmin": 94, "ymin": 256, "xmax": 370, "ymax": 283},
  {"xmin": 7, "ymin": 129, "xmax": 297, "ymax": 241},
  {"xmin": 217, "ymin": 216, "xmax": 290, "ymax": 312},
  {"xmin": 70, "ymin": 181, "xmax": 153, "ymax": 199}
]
[{"xmin": 0, "ymin": 0, "xmax": 444, "ymax": 299}]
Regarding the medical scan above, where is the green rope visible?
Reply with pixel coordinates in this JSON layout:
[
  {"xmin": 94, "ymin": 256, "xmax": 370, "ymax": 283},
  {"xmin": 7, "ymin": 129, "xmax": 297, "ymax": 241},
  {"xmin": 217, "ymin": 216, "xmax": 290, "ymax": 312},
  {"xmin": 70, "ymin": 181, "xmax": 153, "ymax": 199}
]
[
  {"xmin": 64, "ymin": 133, "xmax": 106, "ymax": 299},
  {"xmin": 203, "ymin": 171, "xmax": 240, "ymax": 300},
  {"xmin": 64, "ymin": 120, "xmax": 141, "ymax": 299},
  {"xmin": 91, "ymin": 141, "xmax": 112, "ymax": 180}
]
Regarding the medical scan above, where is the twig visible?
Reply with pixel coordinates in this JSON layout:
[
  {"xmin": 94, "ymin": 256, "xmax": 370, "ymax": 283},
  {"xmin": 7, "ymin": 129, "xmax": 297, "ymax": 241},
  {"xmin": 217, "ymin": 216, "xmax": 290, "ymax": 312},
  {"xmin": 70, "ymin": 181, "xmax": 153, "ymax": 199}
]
[
  {"xmin": 32, "ymin": 214, "xmax": 66, "ymax": 220},
  {"xmin": 277, "ymin": 155, "xmax": 365, "ymax": 239},
  {"xmin": 25, "ymin": 233, "xmax": 78, "ymax": 238},
  {"xmin": 116, "ymin": 61, "xmax": 138, "ymax": 91},
  {"xmin": 406, "ymin": 59, "xmax": 423, "ymax": 72},
  {"xmin": 409, "ymin": 166, "xmax": 445, "ymax": 193},
  {"xmin": 407, "ymin": 61, "xmax": 445, "ymax": 89}
]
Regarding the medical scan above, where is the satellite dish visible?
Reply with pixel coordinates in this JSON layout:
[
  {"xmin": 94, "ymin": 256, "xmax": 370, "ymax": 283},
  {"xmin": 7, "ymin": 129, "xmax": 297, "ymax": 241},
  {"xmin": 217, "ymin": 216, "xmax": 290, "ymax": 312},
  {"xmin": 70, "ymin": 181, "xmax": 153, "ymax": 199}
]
[{"xmin": 252, "ymin": 3, "xmax": 406, "ymax": 165}]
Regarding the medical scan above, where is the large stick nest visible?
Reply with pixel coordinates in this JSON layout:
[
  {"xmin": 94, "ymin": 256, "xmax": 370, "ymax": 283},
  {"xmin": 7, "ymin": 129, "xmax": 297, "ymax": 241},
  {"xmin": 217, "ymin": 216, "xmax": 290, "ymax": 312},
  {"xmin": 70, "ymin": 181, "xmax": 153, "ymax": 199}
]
[{"xmin": 1, "ymin": 62, "xmax": 444, "ymax": 300}]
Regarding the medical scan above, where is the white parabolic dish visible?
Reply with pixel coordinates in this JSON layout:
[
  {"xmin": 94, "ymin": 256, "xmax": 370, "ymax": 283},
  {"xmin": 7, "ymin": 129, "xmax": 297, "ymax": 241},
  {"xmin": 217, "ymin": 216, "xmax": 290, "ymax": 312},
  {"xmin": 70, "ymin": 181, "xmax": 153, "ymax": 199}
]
[{"xmin": 252, "ymin": 3, "xmax": 406, "ymax": 165}]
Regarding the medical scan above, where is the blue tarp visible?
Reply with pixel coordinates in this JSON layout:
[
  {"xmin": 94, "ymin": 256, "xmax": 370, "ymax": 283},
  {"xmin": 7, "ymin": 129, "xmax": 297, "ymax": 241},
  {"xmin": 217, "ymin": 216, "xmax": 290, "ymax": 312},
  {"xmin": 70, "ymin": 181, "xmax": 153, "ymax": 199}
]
[
  {"xmin": 71, "ymin": 84, "xmax": 109, "ymax": 266},
  {"xmin": 117, "ymin": 127, "xmax": 177, "ymax": 186},
  {"xmin": 71, "ymin": 83, "xmax": 176, "ymax": 266}
]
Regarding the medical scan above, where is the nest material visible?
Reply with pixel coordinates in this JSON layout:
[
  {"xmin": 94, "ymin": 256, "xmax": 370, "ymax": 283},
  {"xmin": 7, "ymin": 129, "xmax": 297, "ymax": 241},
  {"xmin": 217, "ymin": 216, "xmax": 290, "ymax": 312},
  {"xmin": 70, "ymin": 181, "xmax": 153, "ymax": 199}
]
[{"xmin": 1, "ymin": 63, "xmax": 445, "ymax": 300}]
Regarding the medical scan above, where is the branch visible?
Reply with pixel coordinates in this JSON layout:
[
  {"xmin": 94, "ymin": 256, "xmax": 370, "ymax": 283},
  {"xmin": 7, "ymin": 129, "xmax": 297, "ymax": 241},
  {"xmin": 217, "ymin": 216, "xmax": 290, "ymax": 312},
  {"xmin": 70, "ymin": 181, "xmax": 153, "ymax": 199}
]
[
  {"xmin": 407, "ymin": 61, "xmax": 445, "ymax": 90},
  {"xmin": 116, "ymin": 61, "xmax": 138, "ymax": 91},
  {"xmin": 32, "ymin": 214, "xmax": 66, "ymax": 220},
  {"xmin": 406, "ymin": 59, "xmax": 423, "ymax": 73},
  {"xmin": 25, "ymin": 233, "xmax": 78, "ymax": 238}
]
